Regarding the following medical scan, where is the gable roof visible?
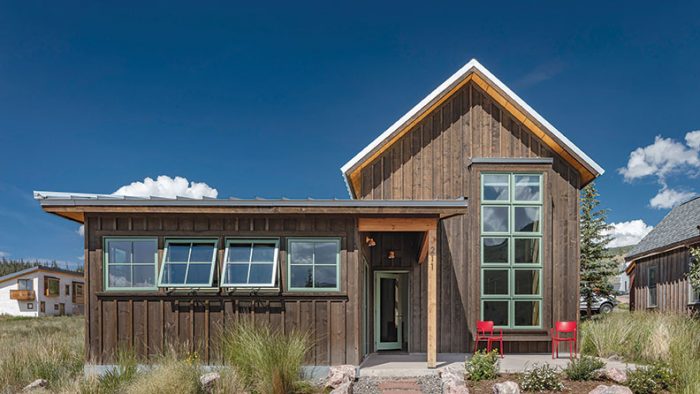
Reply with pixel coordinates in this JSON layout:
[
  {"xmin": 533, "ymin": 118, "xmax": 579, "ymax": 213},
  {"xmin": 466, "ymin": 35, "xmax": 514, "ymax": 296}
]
[
  {"xmin": 0, "ymin": 266, "xmax": 84, "ymax": 285},
  {"xmin": 340, "ymin": 58, "xmax": 605, "ymax": 198},
  {"xmin": 626, "ymin": 196, "xmax": 700, "ymax": 262}
]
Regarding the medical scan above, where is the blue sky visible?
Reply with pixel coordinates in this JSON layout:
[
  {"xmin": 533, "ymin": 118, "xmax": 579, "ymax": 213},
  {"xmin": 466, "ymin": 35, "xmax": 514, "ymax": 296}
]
[{"xmin": 1, "ymin": 1, "xmax": 699, "ymax": 267}]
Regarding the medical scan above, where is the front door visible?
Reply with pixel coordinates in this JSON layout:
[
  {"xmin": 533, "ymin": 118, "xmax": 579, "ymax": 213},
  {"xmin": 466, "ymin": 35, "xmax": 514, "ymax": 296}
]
[
  {"xmin": 375, "ymin": 272, "xmax": 404, "ymax": 350},
  {"xmin": 58, "ymin": 303, "xmax": 65, "ymax": 316}
]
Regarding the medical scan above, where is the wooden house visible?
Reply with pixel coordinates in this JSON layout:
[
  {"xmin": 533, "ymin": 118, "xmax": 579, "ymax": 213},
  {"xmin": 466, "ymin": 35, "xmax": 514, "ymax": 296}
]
[
  {"xmin": 35, "ymin": 59, "xmax": 603, "ymax": 368},
  {"xmin": 626, "ymin": 196, "xmax": 700, "ymax": 313}
]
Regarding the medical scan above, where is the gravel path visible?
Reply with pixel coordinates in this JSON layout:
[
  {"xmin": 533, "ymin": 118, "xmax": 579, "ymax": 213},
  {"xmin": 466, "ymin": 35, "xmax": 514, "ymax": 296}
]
[{"xmin": 416, "ymin": 375, "xmax": 442, "ymax": 394}]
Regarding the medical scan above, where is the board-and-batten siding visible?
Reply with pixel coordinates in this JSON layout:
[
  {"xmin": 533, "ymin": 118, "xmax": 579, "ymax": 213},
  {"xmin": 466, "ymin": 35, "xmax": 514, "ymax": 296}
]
[
  {"xmin": 631, "ymin": 247, "xmax": 699, "ymax": 313},
  {"xmin": 358, "ymin": 80, "xmax": 581, "ymax": 353},
  {"xmin": 84, "ymin": 213, "xmax": 361, "ymax": 365}
]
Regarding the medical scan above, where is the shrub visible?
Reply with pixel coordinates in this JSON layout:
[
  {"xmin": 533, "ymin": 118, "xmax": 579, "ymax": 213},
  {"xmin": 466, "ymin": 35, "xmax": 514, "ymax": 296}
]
[
  {"xmin": 520, "ymin": 364, "xmax": 564, "ymax": 392},
  {"xmin": 220, "ymin": 320, "xmax": 312, "ymax": 394},
  {"xmin": 626, "ymin": 363, "xmax": 678, "ymax": 394},
  {"xmin": 563, "ymin": 355, "xmax": 605, "ymax": 381},
  {"xmin": 464, "ymin": 350, "xmax": 499, "ymax": 381}
]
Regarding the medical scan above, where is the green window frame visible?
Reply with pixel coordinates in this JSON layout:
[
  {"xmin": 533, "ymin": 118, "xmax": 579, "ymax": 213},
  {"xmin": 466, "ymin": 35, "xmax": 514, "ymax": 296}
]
[
  {"xmin": 480, "ymin": 173, "xmax": 543, "ymax": 329},
  {"xmin": 104, "ymin": 237, "xmax": 159, "ymax": 291},
  {"xmin": 221, "ymin": 239, "xmax": 280, "ymax": 288},
  {"xmin": 287, "ymin": 238, "xmax": 341, "ymax": 292},
  {"xmin": 158, "ymin": 239, "xmax": 218, "ymax": 288}
]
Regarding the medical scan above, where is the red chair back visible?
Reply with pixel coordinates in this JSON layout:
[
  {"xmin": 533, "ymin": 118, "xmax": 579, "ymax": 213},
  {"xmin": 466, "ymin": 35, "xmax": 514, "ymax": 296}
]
[
  {"xmin": 554, "ymin": 321, "xmax": 577, "ymax": 334},
  {"xmin": 476, "ymin": 320, "xmax": 494, "ymax": 335}
]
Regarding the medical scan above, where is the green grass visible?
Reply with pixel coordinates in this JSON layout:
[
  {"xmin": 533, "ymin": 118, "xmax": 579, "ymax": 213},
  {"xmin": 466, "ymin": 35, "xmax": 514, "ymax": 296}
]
[
  {"xmin": 0, "ymin": 315, "xmax": 84, "ymax": 393},
  {"xmin": 581, "ymin": 312, "xmax": 700, "ymax": 393}
]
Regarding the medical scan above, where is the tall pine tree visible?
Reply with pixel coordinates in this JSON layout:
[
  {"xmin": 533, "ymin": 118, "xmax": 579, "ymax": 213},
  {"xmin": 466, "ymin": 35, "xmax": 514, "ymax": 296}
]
[{"xmin": 580, "ymin": 182, "xmax": 617, "ymax": 317}]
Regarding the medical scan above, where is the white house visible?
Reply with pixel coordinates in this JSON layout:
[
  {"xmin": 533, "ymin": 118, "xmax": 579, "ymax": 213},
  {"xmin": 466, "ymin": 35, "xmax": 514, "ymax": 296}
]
[{"xmin": 0, "ymin": 266, "xmax": 84, "ymax": 317}]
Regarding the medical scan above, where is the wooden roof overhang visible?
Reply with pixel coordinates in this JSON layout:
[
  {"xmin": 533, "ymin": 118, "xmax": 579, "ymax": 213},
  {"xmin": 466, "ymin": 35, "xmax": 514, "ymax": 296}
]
[
  {"xmin": 624, "ymin": 235, "xmax": 700, "ymax": 275},
  {"xmin": 340, "ymin": 59, "xmax": 605, "ymax": 198},
  {"xmin": 35, "ymin": 193, "xmax": 468, "ymax": 224}
]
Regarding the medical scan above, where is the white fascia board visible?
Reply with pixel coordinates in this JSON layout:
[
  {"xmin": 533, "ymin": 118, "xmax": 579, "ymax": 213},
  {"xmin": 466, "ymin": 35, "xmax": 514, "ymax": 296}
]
[{"xmin": 340, "ymin": 58, "xmax": 605, "ymax": 198}]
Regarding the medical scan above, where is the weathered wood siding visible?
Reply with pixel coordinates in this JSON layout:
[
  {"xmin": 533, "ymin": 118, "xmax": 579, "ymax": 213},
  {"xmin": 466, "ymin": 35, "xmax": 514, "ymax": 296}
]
[
  {"xmin": 630, "ymin": 246, "xmax": 699, "ymax": 313},
  {"xmin": 358, "ymin": 80, "xmax": 582, "ymax": 352},
  {"xmin": 84, "ymin": 213, "xmax": 361, "ymax": 365}
]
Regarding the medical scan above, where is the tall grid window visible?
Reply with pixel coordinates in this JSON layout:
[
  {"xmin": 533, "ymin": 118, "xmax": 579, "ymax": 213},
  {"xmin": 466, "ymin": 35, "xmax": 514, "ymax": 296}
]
[{"xmin": 481, "ymin": 173, "xmax": 543, "ymax": 328}]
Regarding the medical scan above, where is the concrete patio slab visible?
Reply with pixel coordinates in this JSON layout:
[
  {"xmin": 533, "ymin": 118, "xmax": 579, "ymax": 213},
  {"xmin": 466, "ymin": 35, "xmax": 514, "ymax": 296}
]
[{"xmin": 359, "ymin": 353, "xmax": 636, "ymax": 377}]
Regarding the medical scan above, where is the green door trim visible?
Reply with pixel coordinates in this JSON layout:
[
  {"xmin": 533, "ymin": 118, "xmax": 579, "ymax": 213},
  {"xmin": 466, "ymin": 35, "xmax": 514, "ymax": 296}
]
[{"xmin": 374, "ymin": 271, "xmax": 407, "ymax": 351}]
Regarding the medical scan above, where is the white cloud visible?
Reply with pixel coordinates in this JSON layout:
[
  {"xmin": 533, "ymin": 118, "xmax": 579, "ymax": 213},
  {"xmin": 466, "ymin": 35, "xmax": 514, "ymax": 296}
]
[
  {"xmin": 687, "ymin": 130, "xmax": 700, "ymax": 150},
  {"xmin": 604, "ymin": 220, "xmax": 654, "ymax": 248},
  {"xmin": 649, "ymin": 187, "xmax": 697, "ymax": 209},
  {"xmin": 619, "ymin": 131, "xmax": 700, "ymax": 210},
  {"xmin": 113, "ymin": 175, "xmax": 218, "ymax": 199},
  {"xmin": 77, "ymin": 225, "xmax": 84, "ymax": 236},
  {"xmin": 618, "ymin": 133, "xmax": 700, "ymax": 183},
  {"xmin": 0, "ymin": 251, "xmax": 8, "ymax": 258}
]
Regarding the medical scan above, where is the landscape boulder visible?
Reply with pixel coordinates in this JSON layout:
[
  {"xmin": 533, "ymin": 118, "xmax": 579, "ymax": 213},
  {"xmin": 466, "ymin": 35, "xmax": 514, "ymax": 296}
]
[
  {"xmin": 440, "ymin": 366, "xmax": 469, "ymax": 394},
  {"xmin": 22, "ymin": 379, "xmax": 48, "ymax": 392},
  {"xmin": 330, "ymin": 380, "xmax": 353, "ymax": 394},
  {"xmin": 199, "ymin": 372, "xmax": 220, "ymax": 392},
  {"xmin": 325, "ymin": 365, "xmax": 356, "ymax": 391},
  {"xmin": 588, "ymin": 384, "xmax": 633, "ymax": 394},
  {"xmin": 593, "ymin": 367, "xmax": 628, "ymax": 384},
  {"xmin": 492, "ymin": 381, "xmax": 520, "ymax": 394}
]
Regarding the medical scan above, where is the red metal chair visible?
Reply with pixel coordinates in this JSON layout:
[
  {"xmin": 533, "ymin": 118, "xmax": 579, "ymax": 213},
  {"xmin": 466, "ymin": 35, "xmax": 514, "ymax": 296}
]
[
  {"xmin": 473, "ymin": 320, "xmax": 504, "ymax": 357},
  {"xmin": 551, "ymin": 321, "xmax": 577, "ymax": 359}
]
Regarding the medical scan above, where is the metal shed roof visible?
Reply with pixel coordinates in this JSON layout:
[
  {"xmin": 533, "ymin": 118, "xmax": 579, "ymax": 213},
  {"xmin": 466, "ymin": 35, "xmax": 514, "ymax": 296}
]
[{"xmin": 34, "ymin": 191, "xmax": 468, "ymax": 223}]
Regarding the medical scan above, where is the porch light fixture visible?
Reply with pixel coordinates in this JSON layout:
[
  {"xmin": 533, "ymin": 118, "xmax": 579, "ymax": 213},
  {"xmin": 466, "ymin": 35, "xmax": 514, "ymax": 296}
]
[
  {"xmin": 365, "ymin": 236, "xmax": 376, "ymax": 247},
  {"xmin": 387, "ymin": 250, "xmax": 396, "ymax": 259}
]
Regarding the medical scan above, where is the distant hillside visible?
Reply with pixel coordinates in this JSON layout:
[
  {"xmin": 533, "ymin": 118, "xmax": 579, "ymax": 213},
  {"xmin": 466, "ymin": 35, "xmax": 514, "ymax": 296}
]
[
  {"xmin": 605, "ymin": 245, "xmax": 635, "ymax": 273},
  {"xmin": 0, "ymin": 258, "xmax": 83, "ymax": 277},
  {"xmin": 606, "ymin": 245, "xmax": 634, "ymax": 258}
]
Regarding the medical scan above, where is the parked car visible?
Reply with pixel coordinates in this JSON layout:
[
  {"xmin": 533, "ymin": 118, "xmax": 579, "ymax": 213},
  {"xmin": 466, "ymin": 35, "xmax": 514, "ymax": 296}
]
[{"xmin": 579, "ymin": 294, "xmax": 618, "ymax": 314}]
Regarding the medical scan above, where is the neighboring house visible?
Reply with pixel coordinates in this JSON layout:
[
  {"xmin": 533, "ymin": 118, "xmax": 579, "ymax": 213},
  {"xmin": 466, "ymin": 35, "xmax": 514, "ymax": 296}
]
[
  {"xmin": 625, "ymin": 196, "xmax": 700, "ymax": 313},
  {"xmin": 34, "ymin": 59, "xmax": 603, "ymax": 368},
  {"xmin": 610, "ymin": 264, "xmax": 630, "ymax": 294},
  {"xmin": 0, "ymin": 266, "xmax": 85, "ymax": 317}
]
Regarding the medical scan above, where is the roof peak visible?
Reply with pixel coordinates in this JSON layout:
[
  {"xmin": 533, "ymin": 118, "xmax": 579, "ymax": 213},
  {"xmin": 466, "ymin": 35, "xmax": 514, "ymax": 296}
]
[{"xmin": 339, "ymin": 57, "xmax": 604, "ymax": 197}]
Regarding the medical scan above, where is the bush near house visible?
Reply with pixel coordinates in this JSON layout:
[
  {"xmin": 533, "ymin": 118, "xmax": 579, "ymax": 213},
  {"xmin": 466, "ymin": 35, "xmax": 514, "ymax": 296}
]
[
  {"xmin": 219, "ymin": 320, "xmax": 313, "ymax": 394},
  {"xmin": 520, "ymin": 364, "xmax": 564, "ymax": 392},
  {"xmin": 626, "ymin": 362, "xmax": 678, "ymax": 394},
  {"xmin": 563, "ymin": 355, "xmax": 605, "ymax": 381},
  {"xmin": 581, "ymin": 312, "xmax": 700, "ymax": 393},
  {"xmin": 464, "ymin": 350, "xmax": 500, "ymax": 381}
]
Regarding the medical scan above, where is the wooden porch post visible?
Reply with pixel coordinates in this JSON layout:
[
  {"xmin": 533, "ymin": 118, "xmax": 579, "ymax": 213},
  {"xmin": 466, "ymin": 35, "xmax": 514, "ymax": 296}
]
[{"xmin": 427, "ymin": 228, "xmax": 437, "ymax": 368}]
